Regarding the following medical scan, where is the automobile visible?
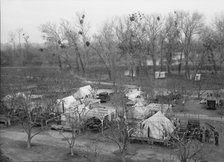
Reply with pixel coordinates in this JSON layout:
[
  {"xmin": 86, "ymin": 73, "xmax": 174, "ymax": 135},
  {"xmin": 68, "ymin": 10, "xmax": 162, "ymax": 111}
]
[
  {"xmin": 96, "ymin": 92, "xmax": 110, "ymax": 103},
  {"xmin": 206, "ymin": 99, "xmax": 217, "ymax": 110}
]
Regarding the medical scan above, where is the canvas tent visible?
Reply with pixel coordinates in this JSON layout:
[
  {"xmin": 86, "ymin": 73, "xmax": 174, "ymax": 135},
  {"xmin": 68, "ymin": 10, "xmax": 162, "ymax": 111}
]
[
  {"xmin": 130, "ymin": 106, "xmax": 148, "ymax": 120},
  {"xmin": 127, "ymin": 100, "xmax": 147, "ymax": 120},
  {"xmin": 146, "ymin": 103, "xmax": 172, "ymax": 114},
  {"xmin": 124, "ymin": 69, "xmax": 136, "ymax": 77},
  {"xmin": 61, "ymin": 103, "xmax": 90, "ymax": 125},
  {"xmin": 140, "ymin": 111, "xmax": 175, "ymax": 140},
  {"xmin": 195, "ymin": 73, "xmax": 201, "ymax": 81},
  {"xmin": 128, "ymin": 102, "xmax": 171, "ymax": 120},
  {"xmin": 126, "ymin": 89, "xmax": 143, "ymax": 101},
  {"xmin": 73, "ymin": 85, "xmax": 93, "ymax": 99},
  {"xmin": 61, "ymin": 104, "xmax": 116, "ymax": 125},
  {"xmin": 155, "ymin": 71, "xmax": 166, "ymax": 79},
  {"xmin": 56, "ymin": 96, "xmax": 79, "ymax": 113}
]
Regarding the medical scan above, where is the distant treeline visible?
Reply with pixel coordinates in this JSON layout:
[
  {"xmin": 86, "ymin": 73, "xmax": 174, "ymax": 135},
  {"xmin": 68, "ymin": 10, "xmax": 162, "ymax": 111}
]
[{"xmin": 1, "ymin": 11, "xmax": 224, "ymax": 80}]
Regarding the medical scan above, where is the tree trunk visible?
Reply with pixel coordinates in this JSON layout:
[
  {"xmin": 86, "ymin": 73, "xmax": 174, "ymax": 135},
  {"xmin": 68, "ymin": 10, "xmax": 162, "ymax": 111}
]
[
  {"xmin": 74, "ymin": 42, "xmax": 85, "ymax": 74},
  {"xmin": 178, "ymin": 52, "xmax": 183, "ymax": 75},
  {"xmin": 121, "ymin": 152, "xmax": 126, "ymax": 162},
  {"xmin": 70, "ymin": 146, "xmax": 74, "ymax": 156},
  {"xmin": 111, "ymin": 55, "xmax": 116, "ymax": 83},
  {"xmin": 152, "ymin": 58, "xmax": 157, "ymax": 76},
  {"xmin": 58, "ymin": 55, "xmax": 62, "ymax": 71},
  {"xmin": 76, "ymin": 57, "xmax": 80, "ymax": 73},
  {"xmin": 131, "ymin": 68, "xmax": 134, "ymax": 80},
  {"xmin": 181, "ymin": 159, "xmax": 187, "ymax": 162},
  {"xmin": 167, "ymin": 64, "xmax": 171, "ymax": 74},
  {"xmin": 78, "ymin": 56, "xmax": 85, "ymax": 74},
  {"xmin": 184, "ymin": 49, "xmax": 190, "ymax": 79},
  {"xmin": 27, "ymin": 133, "xmax": 31, "ymax": 148},
  {"xmin": 121, "ymin": 145, "xmax": 127, "ymax": 162},
  {"xmin": 185, "ymin": 58, "xmax": 190, "ymax": 79},
  {"xmin": 108, "ymin": 70, "xmax": 112, "ymax": 81},
  {"xmin": 166, "ymin": 52, "xmax": 172, "ymax": 74},
  {"xmin": 160, "ymin": 42, "xmax": 164, "ymax": 72},
  {"xmin": 210, "ymin": 51, "xmax": 217, "ymax": 74}
]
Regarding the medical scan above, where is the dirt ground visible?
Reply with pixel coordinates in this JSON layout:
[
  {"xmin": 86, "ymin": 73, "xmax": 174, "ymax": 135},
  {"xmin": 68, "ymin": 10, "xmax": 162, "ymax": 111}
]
[
  {"xmin": 173, "ymin": 98, "xmax": 223, "ymax": 117},
  {"xmin": 0, "ymin": 126, "xmax": 178, "ymax": 162},
  {"xmin": 1, "ymin": 123, "xmax": 224, "ymax": 162}
]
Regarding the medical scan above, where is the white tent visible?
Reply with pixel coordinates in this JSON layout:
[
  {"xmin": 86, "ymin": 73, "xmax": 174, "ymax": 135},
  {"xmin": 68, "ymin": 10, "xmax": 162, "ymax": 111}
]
[
  {"xmin": 127, "ymin": 99, "xmax": 148, "ymax": 119},
  {"xmin": 73, "ymin": 85, "xmax": 93, "ymax": 99},
  {"xmin": 155, "ymin": 71, "xmax": 166, "ymax": 79},
  {"xmin": 61, "ymin": 104, "xmax": 116, "ymax": 125},
  {"xmin": 124, "ymin": 70, "xmax": 136, "ymax": 77},
  {"xmin": 57, "ymin": 96, "xmax": 79, "ymax": 113},
  {"xmin": 126, "ymin": 89, "xmax": 142, "ymax": 101},
  {"xmin": 146, "ymin": 103, "xmax": 172, "ymax": 114},
  {"xmin": 141, "ymin": 111, "xmax": 175, "ymax": 140},
  {"xmin": 130, "ymin": 106, "xmax": 148, "ymax": 119}
]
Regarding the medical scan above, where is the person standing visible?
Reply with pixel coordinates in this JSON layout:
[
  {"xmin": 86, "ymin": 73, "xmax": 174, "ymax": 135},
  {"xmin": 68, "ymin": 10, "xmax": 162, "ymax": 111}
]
[
  {"xmin": 199, "ymin": 129, "xmax": 203, "ymax": 142},
  {"xmin": 205, "ymin": 129, "xmax": 209, "ymax": 143},
  {"xmin": 214, "ymin": 130, "xmax": 219, "ymax": 146}
]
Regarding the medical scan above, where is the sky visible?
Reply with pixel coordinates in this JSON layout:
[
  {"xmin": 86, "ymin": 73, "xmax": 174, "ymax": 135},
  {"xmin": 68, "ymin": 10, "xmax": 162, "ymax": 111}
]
[{"xmin": 1, "ymin": 0, "xmax": 224, "ymax": 44}]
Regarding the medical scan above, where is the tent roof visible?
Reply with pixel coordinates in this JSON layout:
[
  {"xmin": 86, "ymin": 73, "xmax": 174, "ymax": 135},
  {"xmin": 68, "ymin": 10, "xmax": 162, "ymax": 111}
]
[
  {"xmin": 141, "ymin": 111, "xmax": 175, "ymax": 139},
  {"xmin": 57, "ymin": 95, "xmax": 79, "ymax": 110},
  {"xmin": 96, "ymin": 89, "xmax": 114, "ymax": 95},
  {"xmin": 73, "ymin": 85, "xmax": 93, "ymax": 99},
  {"xmin": 126, "ymin": 89, "xmax": 143, "ymax": 101},
  {"xmin": 143, "ymin": 111, "xmax": 165, "ymax": 122},
  {"xmin": 146, "ymin": 103, "xmax": 172, "ymax": 114}
]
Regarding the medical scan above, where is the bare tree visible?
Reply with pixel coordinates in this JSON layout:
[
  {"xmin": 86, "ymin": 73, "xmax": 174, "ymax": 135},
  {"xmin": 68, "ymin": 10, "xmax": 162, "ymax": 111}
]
[
  {"xmin": 143, "ymin": 14, "xmax": 164, "ymax": 75},
  {"xmin": 103, "ymin": 86, "xmax": 129, "ymax": 162},
  {"xmin": 59, "ymin": 99, "xmax": 90, "ymax": 156},
  {"xmin": 115, "ymin": 14, "xmax": 145, "ymax": 79},
  {"xmin": 40, "ymin": 22, "xmax": 66, "ymax": 71},
  {"xmin": 91, "ymin": 20, "xmax": 118, "ymax": 81},
  {"xmin": 176, "ymin": 11, "xmax": 204, "ymax": 79},
  {"xmin": 163, "ymin": 13, "xmax": 181, "ymax": 74},
  {"xmin": 9, "ymin": 92, "xmax": 53, "ymax": 148},
  {"xmin": 171, "ymin": 133, "xmax": 210, "ymax": 162},
  {"xmin": 16, "ymin": 28, "xmax": 23, "ymax": 56},
  {"xmin": 214, "ymin": 15, "xmax": 224, "ymax": 68},
  {"xmin": 60, "ymin": 18, "xmax": 87, "ymax": 74}
]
